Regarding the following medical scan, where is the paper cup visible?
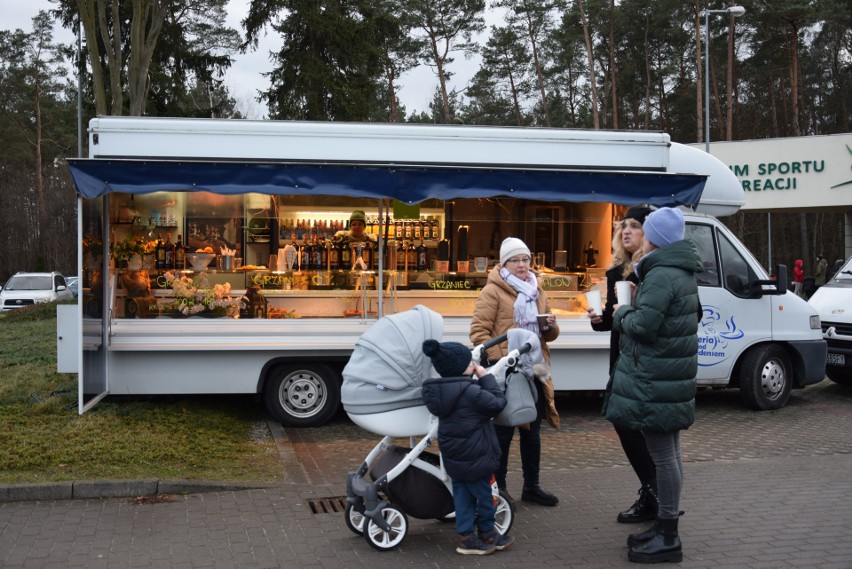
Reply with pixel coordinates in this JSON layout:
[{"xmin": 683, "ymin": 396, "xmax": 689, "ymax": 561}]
[
  {"xmin": 615, "ymin": 281, "xmax": 633, "ymax": 306},
  {"xmin": 585, "ymin": 289, "xmax": 602, "ymax": 315},
  {"xmin": 537, "ymin": 314, "xmax": 551, "ymax": 332}
]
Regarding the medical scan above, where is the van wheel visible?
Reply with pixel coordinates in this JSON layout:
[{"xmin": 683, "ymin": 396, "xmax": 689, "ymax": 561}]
[
  {"xmin": 738, "ymin": 345, "xmax": 792, "ymax": 410},
  {"xmin": 826, "ymin": 367, "xmax": 852, "ymax": 387},
  {"xmin": 263, "ymin": 363, "xmax": 341, "ymax": 427}
]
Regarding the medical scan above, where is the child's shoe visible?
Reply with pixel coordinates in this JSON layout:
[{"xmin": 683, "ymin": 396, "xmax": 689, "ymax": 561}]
[
  {"xmin": 456, "ymin": 533, "xmax": 496, "ymax": 555},
  {"xmin": 479, "ymin": 528, "xmax": 515, "ymax": 551}
]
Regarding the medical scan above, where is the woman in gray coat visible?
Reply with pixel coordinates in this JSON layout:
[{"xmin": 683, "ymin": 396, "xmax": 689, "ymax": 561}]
[{"xmin": 605, "ymin": 207, "xmax": 702, "ymax": 564}]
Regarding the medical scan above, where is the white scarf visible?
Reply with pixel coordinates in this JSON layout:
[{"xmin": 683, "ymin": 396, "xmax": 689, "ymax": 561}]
[{"xmin": 500, "ymin": 267, "xmax": 540, "ymax": 334}]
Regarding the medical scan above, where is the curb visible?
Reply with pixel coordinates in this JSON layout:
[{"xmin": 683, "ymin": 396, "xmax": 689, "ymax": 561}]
[
  {"xmin": 0, "ymin": 479, "xmax": 277, "ymax": 503},
  {"xmin": 0, "ymin": 418, "xmax": 291, "ymax": 503}
]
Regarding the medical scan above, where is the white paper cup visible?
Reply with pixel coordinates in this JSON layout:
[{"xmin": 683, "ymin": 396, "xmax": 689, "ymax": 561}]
[
  {"xmin": 585, "ymin": 289, "xmax": 602, "ymax": 315},
  {"xmin": 615, "ymin": 281, "xmax": 633, "ymax": 306}
]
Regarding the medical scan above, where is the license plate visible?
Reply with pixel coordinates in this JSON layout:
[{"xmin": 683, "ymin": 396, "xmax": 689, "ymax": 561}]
[{"xmin": 827, "ymin": 353, "xmax": 846, "ymax": 366}]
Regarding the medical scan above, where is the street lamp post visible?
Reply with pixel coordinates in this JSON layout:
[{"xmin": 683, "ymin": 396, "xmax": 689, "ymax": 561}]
[{"xmin": 700, "ymin": 5, "xmax": 746, "ymax": 154}]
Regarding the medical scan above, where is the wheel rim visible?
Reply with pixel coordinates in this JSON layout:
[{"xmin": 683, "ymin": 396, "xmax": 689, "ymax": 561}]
[
  {"xmin": 494, "ymin": 495, "xmax": 513, "ymax": 535},
  {"xmin": 365, "ymin": 508, "xmax": 407, "ymax": 549},
  {"xmin": 760, "ymin": 358, "xmax": 787, "ymax": 400},
  {"xmin": 345, "ymin": 504, "xmax": 365, "ymax": 535},
  {"xmin": 279, "ymin": 370, "xmax": 326, "ymax": 419}
]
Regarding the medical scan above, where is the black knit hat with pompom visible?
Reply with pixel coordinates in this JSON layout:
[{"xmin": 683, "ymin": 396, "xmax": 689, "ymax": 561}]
[{"xmin": 422, "ymin": 339, "xmax": 472, "ymax": 378}]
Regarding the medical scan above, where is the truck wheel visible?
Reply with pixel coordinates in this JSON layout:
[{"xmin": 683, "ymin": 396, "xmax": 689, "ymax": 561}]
[
  {"xmin": 738, "ymin": 345, "xmax": 792, "ymax": 410},
  {"xmin": 826, "ymin": 367, "xmax": 852, "ymax": 387},
  {"xmin": 263, "ymin": 363, "xmax": 341, "ymax": 427}
]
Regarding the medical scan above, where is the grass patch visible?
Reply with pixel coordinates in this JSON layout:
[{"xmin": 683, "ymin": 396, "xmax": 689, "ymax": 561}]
[{"xmin": 0, "ymin": 303, "xmax": 285, "ymax": 484}]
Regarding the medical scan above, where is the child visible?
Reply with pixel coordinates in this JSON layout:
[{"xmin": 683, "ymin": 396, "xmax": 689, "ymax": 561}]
[{"xmin": 421, "ymin": 339, "xmax": 515, "ymax": 555}]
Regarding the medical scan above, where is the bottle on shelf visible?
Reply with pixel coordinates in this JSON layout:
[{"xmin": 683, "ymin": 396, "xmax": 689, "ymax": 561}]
[
  {"xmin": 396, "ymin": 240, "xmax": 407, "ymax": 271},
  {"xmin": 175, "ymin": 235, "xmax": 186, "ymax": 270},
  {"xmin": 406, "ymin": 239, "xmax": 417, "ymax": 270},
  {"xmin": 155, "ymin": 234, "xmax": 165, "ymax": 270},
  {"xmin": 328, "ymin": 239, "xmax": 339, "ymax": 270},
  {"xmin": 164, "ymin": 233, "xmax": 175, "ymax": 269},
  {"xmin": 339, "ymin": 239, "xmax": 351, "ymax": 270},
  {"xmin": 413, "ymin": 217, "xmax": 422, "ymax": 240},
  {"xmin": 416, "ymin": 238, "xmax": 428, "ymax": 271}
]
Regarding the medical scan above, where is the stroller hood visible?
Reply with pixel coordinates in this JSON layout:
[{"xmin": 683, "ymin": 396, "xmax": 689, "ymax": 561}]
[{"xmin": 342, "ymin": 305, "xmax": 444, "ymax": 415}]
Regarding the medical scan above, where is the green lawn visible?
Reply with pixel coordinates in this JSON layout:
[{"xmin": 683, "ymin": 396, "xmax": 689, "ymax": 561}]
[{"xmin": 0, "ymin": 302, "xmax": 285, "ymax": 484}]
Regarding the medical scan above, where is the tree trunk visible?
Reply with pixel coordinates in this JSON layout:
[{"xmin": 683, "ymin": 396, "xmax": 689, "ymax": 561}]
[
  {"xmin": 609, "ymin": 0, "xmax": 618, "ymax": 129},
  {"xmin": 786, "ymin": 21, "xmax": 801, "ymax": 137},
  {"xmin": 577, "ymin": 0, "xmax": 599, "ymax": 129}
]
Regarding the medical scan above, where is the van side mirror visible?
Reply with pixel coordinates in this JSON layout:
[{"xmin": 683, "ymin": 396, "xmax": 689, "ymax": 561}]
[{"xmin": 750, "ymin": 264, "xmax": 788, "ymax": 297}]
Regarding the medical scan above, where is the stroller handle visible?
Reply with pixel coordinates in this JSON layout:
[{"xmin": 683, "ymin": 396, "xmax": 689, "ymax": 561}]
[{"xmin": 472, "ymin": 334, "xmax": 509, "ymax": 364}]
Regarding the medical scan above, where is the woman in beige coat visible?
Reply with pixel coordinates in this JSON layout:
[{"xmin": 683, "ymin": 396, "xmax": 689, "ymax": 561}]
[{"xmin": 470, "ymin": 237, "xmax": 560, "ymax": 507}]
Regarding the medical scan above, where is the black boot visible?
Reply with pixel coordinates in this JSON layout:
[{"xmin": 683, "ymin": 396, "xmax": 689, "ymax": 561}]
[
  {"xmin": 521, "ymin": 485, "xmax": 559, "ymax": 506},
  {"xmin": 626, "ymin": 521, "xmax": 658, "ymax": 548},
  {"xmin": 628, "ymin": 517, "xmax": 682, "ymax": 564},
  {"xmin": 617, "ymin": 483, "xmax": 658, "ymax": 524}
]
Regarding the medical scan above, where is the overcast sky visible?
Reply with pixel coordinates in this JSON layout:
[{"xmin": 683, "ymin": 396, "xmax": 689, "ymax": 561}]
[{"xmin": 0, "ymin": 0, "xmax": 490, "ymax": 119}]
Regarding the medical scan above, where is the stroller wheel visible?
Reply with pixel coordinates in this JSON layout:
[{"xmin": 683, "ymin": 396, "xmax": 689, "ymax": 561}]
[
  {"xmin": 344, "ymin": 502, "xmax": 366, "ymax": 535},
  {"xmin": 363, "ymin": 504, "xmax": 408, "ymax": 551},
  {"xmin": 494, "ymin": 490, "xmax": 515, "ymax": 535}
]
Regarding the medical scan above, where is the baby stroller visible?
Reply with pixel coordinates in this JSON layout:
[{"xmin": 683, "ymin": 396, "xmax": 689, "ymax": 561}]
[{"xmin": 341, "ymin": 305, "xmax": 534, "ymax": 551}]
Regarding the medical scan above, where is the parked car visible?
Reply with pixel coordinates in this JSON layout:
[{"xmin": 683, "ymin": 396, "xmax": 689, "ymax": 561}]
[
  {"xmin": 64, "ymin": 276, "xmax": 79, "ymax": 298},
  {"xmin": 0, "ymin": 272, "xmax": 74, "ymax": 312},
  {"xmin": 808, "ymin": 255, "xmax": 852, "ymax": 386}
]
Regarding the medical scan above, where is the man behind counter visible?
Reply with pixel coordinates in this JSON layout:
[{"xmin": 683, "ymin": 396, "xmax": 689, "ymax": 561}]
[{"xmin": 334, "ymin": 210, "xmax": 377, "ymax": 244}]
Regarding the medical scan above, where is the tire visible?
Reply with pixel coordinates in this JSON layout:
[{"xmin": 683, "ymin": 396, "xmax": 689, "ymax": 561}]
[
  {"xmin": 738, "ymin": 345, "xmax": 792, "ymax": 410},
  {"xmin": 826, "ymin": 367, "xmax": 852, "ymax": 387},
  {"xmin": 363, "ymin": 504, "xmax": 408, "ymax": 551},
  {"xmin": 263, "ymin": 362, "xmax": 341, "ymax": 427},
  {"xmin": 494, "ymin": 489, "xmax": 515, "ymax": 535},
  {"xmin": 344, "ymin": 502, "xmax": 365, "ymax": 535}
]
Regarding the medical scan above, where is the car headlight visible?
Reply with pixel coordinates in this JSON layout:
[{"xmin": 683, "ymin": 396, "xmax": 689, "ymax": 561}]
[{"xmin": 809, "ymin": 315, "xmax": 821, "ymax": 329}]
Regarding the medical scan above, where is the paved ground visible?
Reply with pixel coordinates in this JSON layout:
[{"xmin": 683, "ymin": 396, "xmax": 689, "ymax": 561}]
[{"xmin": 2, "ymin": 380, "xmax": 852, "ymax": 568}]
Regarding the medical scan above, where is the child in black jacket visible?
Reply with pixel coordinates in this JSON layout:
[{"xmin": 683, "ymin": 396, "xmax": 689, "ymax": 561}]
[{"xmin": 421, "ymin": 339, "xmax": 515, "ymax": 555}]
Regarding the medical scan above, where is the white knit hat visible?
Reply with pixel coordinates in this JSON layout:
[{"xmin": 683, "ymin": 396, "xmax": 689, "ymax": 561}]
[{"xmin": 500, "ymin": 237, "xmax": 531, "ymax": 266}]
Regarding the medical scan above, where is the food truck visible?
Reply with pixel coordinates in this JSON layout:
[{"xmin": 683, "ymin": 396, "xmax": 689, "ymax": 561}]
[{"xmin": 57, "ymin": 117, "xmax": 825, "ymax": 426}]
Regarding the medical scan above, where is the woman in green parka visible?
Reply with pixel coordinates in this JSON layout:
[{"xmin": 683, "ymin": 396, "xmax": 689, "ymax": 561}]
[{"xmin": 605, "ymin": 207, "xmax": 702, "ymax": 564}]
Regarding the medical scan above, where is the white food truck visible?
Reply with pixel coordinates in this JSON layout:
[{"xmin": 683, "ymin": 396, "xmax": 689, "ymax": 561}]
[{"xmin": 58, "ymin": 117, "xmax": 826, "ymax": 426}]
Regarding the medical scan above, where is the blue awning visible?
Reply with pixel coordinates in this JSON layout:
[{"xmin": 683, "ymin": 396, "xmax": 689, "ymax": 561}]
[{"xmin": 67, "ymin": 159, "xmax": 706, "ymax": 207}]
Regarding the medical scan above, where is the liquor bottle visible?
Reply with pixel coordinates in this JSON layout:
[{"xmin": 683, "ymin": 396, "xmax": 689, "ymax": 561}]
[
  {"xmin": 328, "ymin": 238, "xmax": 339, "ymax": 271},
  {"xmin": 336, "ymin": 239, "xmax": 349, "ymax": 270},
  {"xmin": 416, "ymin": 238, "xmax": 428, "ymax": 271},
  {"xmin": 299, "ymin": 236, "xmax": 310, "ymax": 270},
  {"xmin": 396, "ymin": 241, "xmax": 407, "ymax": 271},
  {"xmin": 175, "ymin": 235, "xmax": 186, "ymax": 269},
  {"xmin": 406, "ymin": 239, "xmax": 417, "ymax": 270},
  {"xmin": 413, "ymin": 217, "xmax": 421, "ymax": 240},
  {"xmin": 164, "ymin": 233, "xmax": 175, "ymax": 269},
  {"xmin": 430, "ymin": 216, "xmax": 439, "ymax": 240},
  {"xmin": 155, "ymin": 235, "xmax": 165, "ymax": 270},
  {"xmin": 313, "ymin": 235, "xmax": 326, "ymax": 269}
]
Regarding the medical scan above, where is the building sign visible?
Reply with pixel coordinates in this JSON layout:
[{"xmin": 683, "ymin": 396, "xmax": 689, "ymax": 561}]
[{"xmin": 692, "ymin": 133, "xmax": 852, "ymax": 210}]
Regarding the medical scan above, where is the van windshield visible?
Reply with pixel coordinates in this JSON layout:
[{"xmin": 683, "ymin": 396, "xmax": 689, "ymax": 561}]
[
  {"xmin": 832, "ymin": 258, "xmax": 852, "ymax": 283},
  {"xmin": 5, "ymin": 276, "xmax": 53, "ymax": 291}
]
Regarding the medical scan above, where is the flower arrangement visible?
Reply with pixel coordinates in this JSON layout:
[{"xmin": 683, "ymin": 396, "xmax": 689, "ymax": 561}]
[
  {"xmin": 162, "ymin": 271, "xmax": 246, "ymax": 318},
  {"xmin": 111, "ymin": 236, "xmax": 151, "ymax": 263}
]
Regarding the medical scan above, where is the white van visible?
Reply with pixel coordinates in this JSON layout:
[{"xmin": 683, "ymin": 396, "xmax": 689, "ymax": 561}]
[
  {"xmin": 61, "ymin": 118, "xmax": 826, "ymax": 425},
  {"xmin": 807, "ymin": 256, "xmax": 852, "ymax": 386}
]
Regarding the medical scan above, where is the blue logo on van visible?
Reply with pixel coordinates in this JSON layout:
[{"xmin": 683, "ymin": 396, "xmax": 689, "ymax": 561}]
[{"xmin": 698, "ymin": 305, "xmax": 745, "ymax": 366}]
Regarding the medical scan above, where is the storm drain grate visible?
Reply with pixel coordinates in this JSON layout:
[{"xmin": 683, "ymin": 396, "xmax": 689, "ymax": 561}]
[{"xmin": 306, "ymin": 496, "xmax": 348, "ymax": 514}]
